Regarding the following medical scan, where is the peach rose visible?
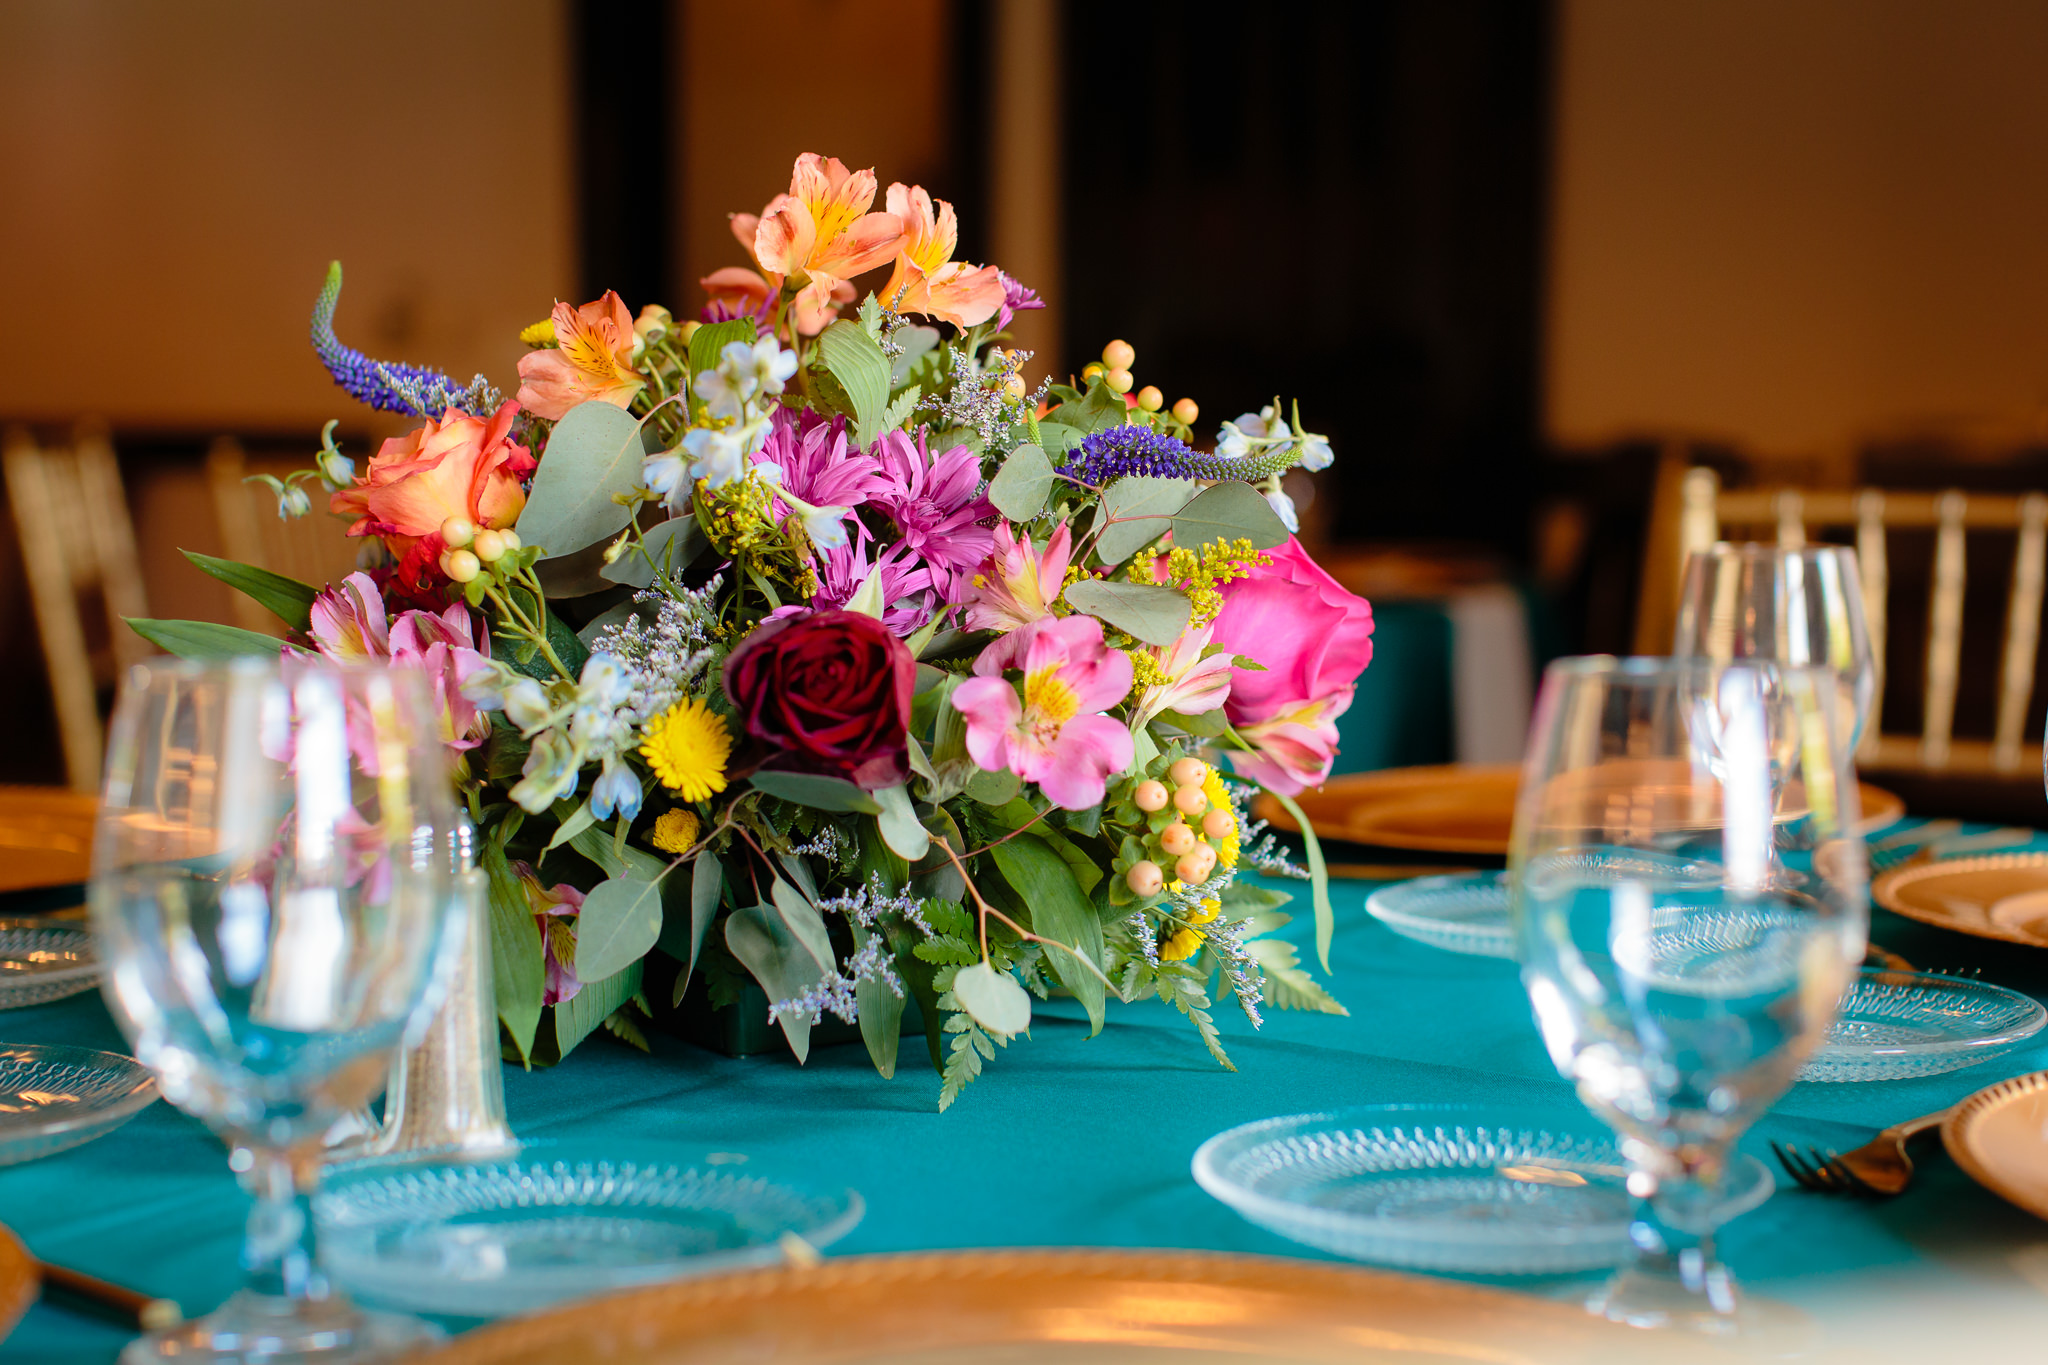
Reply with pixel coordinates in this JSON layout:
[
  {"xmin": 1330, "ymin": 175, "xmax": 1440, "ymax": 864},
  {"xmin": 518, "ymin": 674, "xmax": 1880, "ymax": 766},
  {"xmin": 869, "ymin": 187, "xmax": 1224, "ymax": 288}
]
[{"xmin": 331, "ymin": 401, "xmax": 535, "ymax": 584}]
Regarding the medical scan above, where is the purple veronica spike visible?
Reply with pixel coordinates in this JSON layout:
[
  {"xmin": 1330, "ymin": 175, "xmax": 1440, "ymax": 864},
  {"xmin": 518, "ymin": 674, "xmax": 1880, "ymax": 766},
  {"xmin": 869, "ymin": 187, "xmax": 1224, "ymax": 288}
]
[
  {"xmin": 311, "ymin": 262, "xmax": 496, "ymax": 418},
  {"xmin": 1061, "ymin": 424, "xmax": 1301, "ymax": 487}
]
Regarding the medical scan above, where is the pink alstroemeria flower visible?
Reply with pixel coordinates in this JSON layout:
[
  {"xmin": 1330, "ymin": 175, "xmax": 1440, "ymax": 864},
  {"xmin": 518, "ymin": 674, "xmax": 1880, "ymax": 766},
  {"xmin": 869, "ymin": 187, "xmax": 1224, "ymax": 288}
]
[
  {"xmin": 951, "ymin": 615, "xmax": 1134, "ymax": 810},
  {"xmin": 515, "ymin": 864, "xmax": 586, "ymax": 1006},
  {"xmin": 306, "ymin": 573, "xmax": 390, "ymax": 661},
  {"xmin": 962, "ymin": 520, "xmax": 1071, "ymax": 634},
  {"xmin": 750, "ymin": 154, "xmax": 904, "ymax": 336},
  {"xmin": 302, "ymin": 572, "xmax": 492, "ymax": 752},
  {"xmin": 1129, "ymin": 621, "xmax": 1236, "ymax": 729},
  {"xmin": 879, "ymin": 183, "xmax": 1005, "ymax": 329},
  {"xmin": 515, "ymin": 291, "xmax": 646, "ymax": 420}
]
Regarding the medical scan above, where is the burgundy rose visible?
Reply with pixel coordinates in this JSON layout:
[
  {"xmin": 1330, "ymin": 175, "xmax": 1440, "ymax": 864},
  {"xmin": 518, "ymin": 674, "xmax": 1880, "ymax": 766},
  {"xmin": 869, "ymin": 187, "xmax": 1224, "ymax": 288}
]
[{"xmin": 723, "ymin": 609, "xmax": 916, "ymax": 790}]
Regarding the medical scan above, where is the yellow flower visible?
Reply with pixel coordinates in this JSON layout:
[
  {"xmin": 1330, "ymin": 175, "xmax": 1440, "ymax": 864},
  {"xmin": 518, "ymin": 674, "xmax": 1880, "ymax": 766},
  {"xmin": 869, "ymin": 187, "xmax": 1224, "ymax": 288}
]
[
  {"xmin": 1191, "ymin": 897, "xmax": 1221, "ymax": 925},
  {"xmin": 649, "ymin": 808, "xmax": 702, "ymax": 855},
  {"xmin": 1201, "ymin": 769, "xmax": 1240, "ymax": 868},
  {"xmin": 1161, "ymin": 925, "xmax": 1205, "ymax": 961},
  {"xmin": 519, "ymin": 318, "xmax": 557, "ymax": 347},
  {"xmin": 640, "ymin": 700, "xmax": 733, "ymax": 802}
]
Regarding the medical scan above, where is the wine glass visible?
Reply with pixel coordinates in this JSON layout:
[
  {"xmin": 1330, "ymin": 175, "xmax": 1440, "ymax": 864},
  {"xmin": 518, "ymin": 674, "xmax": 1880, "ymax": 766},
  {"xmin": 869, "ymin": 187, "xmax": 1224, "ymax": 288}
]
[
  {"xmin": 1672, "ymin": 544, "xmax": 1876, "ymax": 754},
  {"xmin": 1510, "ymin": 657, "xmax": 1868, "ymax": 1333},
  {"xmin": 91, "ymin": 658, "xmax": 463, "ymax": 1363}
]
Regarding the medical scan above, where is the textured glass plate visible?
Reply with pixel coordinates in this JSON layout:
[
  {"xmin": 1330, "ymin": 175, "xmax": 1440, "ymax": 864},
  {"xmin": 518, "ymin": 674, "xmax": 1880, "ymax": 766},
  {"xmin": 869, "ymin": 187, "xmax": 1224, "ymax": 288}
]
[
  {"xmin": 1800, "ymin": 968, "xmax": 2048, "ymax": 1082},
  {"xmin": 1367, "ymin": 854, "xmax": 1724, "ymax": 959},
  {"xmin": 1193, "ymin": 1105, "xmax": 1773, "ymax": 1274},
  {"xmin": 317, "ymin": 1140, "xmax": 865, "ymax": 1318},
  {"xmin": 0, "ymin": 1043, "xmax": 156, "ymax": 1166},
  {"xmin": 0, "ymin": 917, "xmax": 98, "ymax": 1008}
]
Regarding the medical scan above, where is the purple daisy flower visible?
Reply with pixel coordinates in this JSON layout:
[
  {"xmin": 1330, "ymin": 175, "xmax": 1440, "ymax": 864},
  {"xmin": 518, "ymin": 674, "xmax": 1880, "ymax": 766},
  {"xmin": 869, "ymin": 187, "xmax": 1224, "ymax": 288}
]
[
  {"xmin": 810, "ymin": 532, "xmax": 941, "ymax": 637},
  {"xmin": 994, "ymin": 272, "xmax": 1045, "ymax": 332},
  {"xmin": 869, "ymin": 429, "xmax": 995, "ymax": 598},
  {"xmin": 753, "ymin": 408, "xmax": 893, "ymax": 514}
]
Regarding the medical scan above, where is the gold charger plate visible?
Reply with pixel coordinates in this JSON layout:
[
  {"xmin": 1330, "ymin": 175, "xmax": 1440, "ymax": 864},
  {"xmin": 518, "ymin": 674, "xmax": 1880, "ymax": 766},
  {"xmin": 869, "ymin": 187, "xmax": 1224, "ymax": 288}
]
[
  {"xmin": 1872, "ymin": 853, "xmax": 2048, "ymax": 948},
  {"xmin": 0, "ymin": 786, "xmax": 95, "ymax": 894},
  {"xmin": 1255, "ymin": 763, "xmax": 1905, "ymax": 856},
  {"xmin": 0, "ymin": 1221, "xmax": 37, "ymax": 1342},
  {"xmin": 416, "ymin": 1249, "xmax": 1711, "ymax": 1365},
  {"xmin": 1944, "ymin": 1070, "xmax": 2048, "ymax": 1221}
]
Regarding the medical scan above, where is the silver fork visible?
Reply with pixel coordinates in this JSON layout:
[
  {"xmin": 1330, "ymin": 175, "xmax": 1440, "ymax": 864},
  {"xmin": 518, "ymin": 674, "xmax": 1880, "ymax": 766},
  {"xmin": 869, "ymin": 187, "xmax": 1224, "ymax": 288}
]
[{"xmin": 1771, "ymin": 1105, "xmax": 1954, "ymax": 1197}]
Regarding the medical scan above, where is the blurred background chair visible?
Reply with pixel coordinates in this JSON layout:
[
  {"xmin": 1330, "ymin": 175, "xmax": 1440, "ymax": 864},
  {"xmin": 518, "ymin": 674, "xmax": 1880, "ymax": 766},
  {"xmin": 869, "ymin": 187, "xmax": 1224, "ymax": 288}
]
[{"xmin": 205, "ymin": 436, "xmax": 363, "ymax": 636}]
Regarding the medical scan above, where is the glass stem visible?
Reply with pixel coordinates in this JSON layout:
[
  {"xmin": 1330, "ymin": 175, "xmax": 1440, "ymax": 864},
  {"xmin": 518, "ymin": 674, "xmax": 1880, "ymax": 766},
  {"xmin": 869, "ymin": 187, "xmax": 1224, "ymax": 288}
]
[
  {"xmin": 1628, "ymin": 1181, "xmax": 1736, "ymax": 1314},
  {"xmin": 241, "ymin": 1145, "xmax": 332, "ymax": 1305}
]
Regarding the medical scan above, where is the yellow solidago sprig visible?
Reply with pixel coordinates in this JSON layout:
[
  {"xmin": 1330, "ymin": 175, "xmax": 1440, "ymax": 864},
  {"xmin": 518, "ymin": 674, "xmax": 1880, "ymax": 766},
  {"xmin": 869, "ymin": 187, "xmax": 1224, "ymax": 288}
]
[
  {"xmin": 640, "ymin": 698, "xmax": 733, "ymax": 803},
  {"xmin": 1128, "ymin": 538, "xmax": 1267, "ymax": 627},
  {"xmin": 695, "ymin": 472, "xmax": 818, "ymax": 602}
]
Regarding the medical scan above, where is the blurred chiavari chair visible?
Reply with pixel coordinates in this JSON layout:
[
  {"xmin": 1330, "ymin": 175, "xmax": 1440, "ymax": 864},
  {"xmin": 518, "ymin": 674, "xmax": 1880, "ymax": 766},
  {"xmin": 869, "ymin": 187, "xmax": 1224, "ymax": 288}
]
[
  {"xmin": 2, "ymin": 422, "xmax": 149, "ymax": 791},
  {"xmin": 204, "ymin": 435, "xmax": 363, "ymax": 633}
]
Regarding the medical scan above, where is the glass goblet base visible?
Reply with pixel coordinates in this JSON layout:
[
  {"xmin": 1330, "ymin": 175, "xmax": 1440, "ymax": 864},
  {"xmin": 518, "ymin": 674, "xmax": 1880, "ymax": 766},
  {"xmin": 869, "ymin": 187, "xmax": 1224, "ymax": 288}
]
[{"xmin": 119, "ymin": 1288, "xmax": 443, "ymax": 1365}]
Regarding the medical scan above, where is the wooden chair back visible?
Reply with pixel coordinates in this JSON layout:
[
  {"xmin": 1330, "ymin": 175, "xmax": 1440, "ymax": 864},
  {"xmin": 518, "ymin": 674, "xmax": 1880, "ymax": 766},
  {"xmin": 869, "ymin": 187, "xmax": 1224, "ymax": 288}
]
[
  {"xmin": 1653, "ymin": 464, "xmax": 2048, "ymax": 775},
  {"xmin": 2, "ymin": 423, "xmax": 149, "ymax": 790}
]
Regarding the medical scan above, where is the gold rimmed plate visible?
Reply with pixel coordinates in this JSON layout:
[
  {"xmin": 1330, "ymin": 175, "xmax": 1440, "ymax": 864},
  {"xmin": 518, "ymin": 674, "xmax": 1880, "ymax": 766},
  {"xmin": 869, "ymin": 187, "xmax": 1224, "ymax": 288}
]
[
  {"xmin": 1257, "ymin": 763, "xmax": 1905, "ymax": 857},
  {"xmin": 1943, "ymin": 1070, "xmax": 2048, "ymax": 1222},
  {"xmin": 0, "ymin": 786, "xmax": 96, "ymax": 895},
  {"xmin": 415, "ymin": 1248, "xmax": 1718, "ymax": 1364},
  {"xmin": 1872, "ymin": 853, "xmax": 2048, "ymax": 948}
]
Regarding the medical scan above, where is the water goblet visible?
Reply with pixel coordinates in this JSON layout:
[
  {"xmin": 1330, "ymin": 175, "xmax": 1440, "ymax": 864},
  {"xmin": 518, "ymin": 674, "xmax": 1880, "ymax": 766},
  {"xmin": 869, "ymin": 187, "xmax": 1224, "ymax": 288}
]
[
  {"xmin": 90, "ymin": 658, "xmax": 463, "ymax": 1363},
  {"xmin": 1510, "ymin": 657, "xmax": 1868, "ymax": 1333},
  {"xmin": 1672, "ymin": 543, "xmax": 1876, "ymax": 755}
]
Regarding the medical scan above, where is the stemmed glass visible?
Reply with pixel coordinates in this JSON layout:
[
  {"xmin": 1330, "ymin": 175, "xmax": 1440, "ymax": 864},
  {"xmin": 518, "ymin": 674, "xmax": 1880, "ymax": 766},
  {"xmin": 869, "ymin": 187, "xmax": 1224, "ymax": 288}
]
[
  {"xmin": 1510, "ymin": 657, "xmax": 1868, "ymax": 1333},
  {"xmin": 1672, "ymin": 544, "xmax": 1876, "ymax": 755},
  {"xmin": 90, "ymin": 658, "xmax": 463, "ymax": 1363}
]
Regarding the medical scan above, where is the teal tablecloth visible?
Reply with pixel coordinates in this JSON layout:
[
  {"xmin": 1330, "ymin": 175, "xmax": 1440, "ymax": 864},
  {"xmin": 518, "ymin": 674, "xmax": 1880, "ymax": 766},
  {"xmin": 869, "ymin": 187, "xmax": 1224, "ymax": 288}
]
[{"xmin": 9, "ymin": 830, "xmax": 2048, "ymax": 1361}]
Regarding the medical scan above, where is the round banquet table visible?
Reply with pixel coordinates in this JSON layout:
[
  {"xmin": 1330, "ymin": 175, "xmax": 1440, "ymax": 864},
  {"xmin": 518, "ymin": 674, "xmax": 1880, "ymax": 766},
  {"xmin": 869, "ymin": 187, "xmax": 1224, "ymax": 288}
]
[{"xmin": 8, "ymin": 825, "xmax": 2048, "ymax": 1363}]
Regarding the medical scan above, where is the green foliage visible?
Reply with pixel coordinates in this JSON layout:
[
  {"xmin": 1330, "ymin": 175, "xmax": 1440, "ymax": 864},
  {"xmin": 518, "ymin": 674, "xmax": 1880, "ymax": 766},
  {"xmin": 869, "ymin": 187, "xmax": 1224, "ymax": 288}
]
[
  {"xmin": 877, "ymin": 385, "xmax": 922, "ymax": 435},
  {"xmin": 816, "ymin": 320, "xmax": 892, "ymax": 447},
  {"xmin": 1246, "ymin": 936, "xmax": 1348, "ymax": 1016},
  {"xmin": 180, "ymin": 551, "xmax": 316, "ymax": 631},
  {"xmin": 1040, "ymin": 377, "xmax": 1128, "ymax": 436},
  {"xmin": 688, "ymin": 319, "xmax": 758, "ymax": 377},
  {"xmin": 1061, "ymin": 580, "xmax": 1193, "ymax": 647},
  {"xmin": 125, "ymin": 617, "xmax": 281, "ymax": 660},
  {"xmin": 1153, "ymin": 959, "xmax": 1235, "ymax": 1071},
  {"xmin": 572, "ymin": 873, "xmax": 667, "ymax": 983},
  {"xmin": 748, "ymin": 771, "xmax": 882, "ymax": 813},
  {"xmin": 535, "ymin": 960, "xmax": 643, "ymax": 1064},
  {"xmin": 873, "ymin": 783, "xmax": 930, "ymax": 860},
  {"xmin": 662, "ymin": 851, "xmax": 725, "ymax": 1006},
  {"xmin": 1093, "ymin": 476, "xmax": 1196, "ymax": 564},
  {"xmin": 722, "ymin": 878, "xmax": 835, "ymax": 1062},
  {"xmin": 986, "ymin": 442, "xmax": 1053, "ymax": 522},
  {"xmin": 479, "ymin": 836, "xmax": 545, "ymax": 1064},
  {"xmin": 938, "ymin": 1008, "xmax": 997, "ymax": 1112},
  {"xmin": 514, "ymin": 400, "xmax": 653, "ymax": 559},
  {"xmin": 850, "ymin": 919, "xmax": 904, "ymax": 1078},
  {"xmin": 1265, "ymin": 788, "xmax": 1334, "ymax": 971},
  {"xmin": 1171, "ymin": 480, "xmax": 1291, "ymax": 552},
  {"xmin": 951, "ymin": 961, "xmax": 1032, "ymax": 1035},
  {"xmin": 601, "ymin": 514, "xmax": 705, "ymax": 589},
  {"xmin": 988, "ymin": 836, "xmax": 1107, "ymax": 1034}
]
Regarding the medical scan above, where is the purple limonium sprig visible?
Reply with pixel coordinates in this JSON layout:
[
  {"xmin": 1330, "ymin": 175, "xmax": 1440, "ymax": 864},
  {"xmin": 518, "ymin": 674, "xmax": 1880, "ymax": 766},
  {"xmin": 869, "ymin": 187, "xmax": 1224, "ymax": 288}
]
[
  {"xmin": 310, "ymin": 261, "xmax": 499, "ymax": 418},
  {"xmin": 1060, "ymin": 425, "xmax": 1301, "ymax": 487}
]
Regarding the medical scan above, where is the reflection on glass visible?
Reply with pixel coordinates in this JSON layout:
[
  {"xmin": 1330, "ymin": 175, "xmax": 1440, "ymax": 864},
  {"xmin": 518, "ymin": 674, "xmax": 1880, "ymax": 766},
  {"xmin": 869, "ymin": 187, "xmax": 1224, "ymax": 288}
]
[{"xmin": 1510, "ymin": 657, "xmax": 1867, "ymax": 1334}]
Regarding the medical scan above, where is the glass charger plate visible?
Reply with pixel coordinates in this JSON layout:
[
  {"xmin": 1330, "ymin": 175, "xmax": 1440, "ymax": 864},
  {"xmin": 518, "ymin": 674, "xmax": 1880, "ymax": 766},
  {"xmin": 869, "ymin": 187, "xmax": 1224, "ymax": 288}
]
[
  {"xmin": 317, "ymin": 1140, "xmax": 864, "ymax": 1319},
  {"xmin": 0, "ymin": 1043, "xmax": 157, "ymax": 1166},
  {"xmin": 0, "ymin": 917, "xmax": 98, "ymax": 1008},
  {"xmin": 1191, "ymin": 1105, "xmax": 1773, "ymax": 1275},
  {"xmin": 1365, "ymin": 854, "xmax": 1724, "ymax": 959},
  {"xmin": 405, "ymin": 1249, "xmax": 1725, "ymax": 1365},
  {"xmin": 1799, "ymin": 968, "xmax": 2048, "ymax": 1082}
]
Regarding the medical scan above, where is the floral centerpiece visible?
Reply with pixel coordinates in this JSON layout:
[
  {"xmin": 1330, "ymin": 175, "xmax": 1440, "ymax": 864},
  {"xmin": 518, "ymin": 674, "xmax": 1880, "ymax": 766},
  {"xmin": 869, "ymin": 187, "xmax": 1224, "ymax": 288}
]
[{"xmin": 136, "ymin": 153, "xmax": 1375, "ymax": 1108}]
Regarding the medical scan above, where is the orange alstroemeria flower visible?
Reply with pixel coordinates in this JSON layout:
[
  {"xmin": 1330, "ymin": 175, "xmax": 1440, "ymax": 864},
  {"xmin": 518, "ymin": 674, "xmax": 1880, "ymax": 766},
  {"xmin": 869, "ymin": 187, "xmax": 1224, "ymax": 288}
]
[
  {"xmin": 751, "ymin": 154, "xmax": 904, "ymax": 335},
  {"xmin": 514, "ymin": 290, "xmax": 645, "ymax": 421},
  {"xmin": 880, "ymin": 183, "xmax": 1004, "ymax": 330}
]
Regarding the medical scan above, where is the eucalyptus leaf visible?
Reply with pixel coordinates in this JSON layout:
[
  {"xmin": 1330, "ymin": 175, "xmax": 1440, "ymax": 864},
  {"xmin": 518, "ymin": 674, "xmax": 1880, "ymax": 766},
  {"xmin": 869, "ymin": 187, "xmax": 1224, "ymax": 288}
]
[
  {"xmin": 989, "ymin": 836, "xmax": 1106, "ymax": 1034},
  {"xmin": 1060, "ymin": 579, "xmax": 1192, "ymax": 647},
  {"xmin": 531, "ymin": 538, "xmax": 616, "ymax": 599},
  {"xmin": 664, "ymin": 851, "xmax": 725, "ymax": 1006},
  {"xmin": 987, "ymin": 442, "xmax": 1053, "ymax": 522},
  {"xmin": 965, "ymin": 767, "xmax": 1021, "ymax": 805},
  {"xmin": 872, "ymin": 783, "xmax": 931, "ymax": 861},
  {"xmin": 816, "ymin": 320, "xmax": 892, "ymax": 448},
  {"xmin": 724, "ymin": 883, "xmax": 835, "ymax": 1063},
  {"xmin": 544, "ymin": 800, "xmax": 596, "ymax": 852},
  {"xmin": 567, "ymin": 824, "xmax": 665, "ymax": 881},
  {"xmin": 1170, "ymin": 479, "xmax": 1291, "ymax": 551},
  {"xmin": 952, "ymin": 962, "xmax": 1032, "ymax": 1036},
  {"xmin": 851, "ymin": 920, "xmax": 904, "ymax": 1078},
  {"xmin": 601, "ymin": 515, "xmax": 705, "ymax": 589},
  {"xmin": 180, "ymin": 551, "xmax": 315, "ymax": 631},
  {"xmin": 748, "ymin": 770, "xmax": 883, "ymax": 813},
  {"xmin": 514, "ymin": 401, "xmax": 651, "ymax": 559},
  {"xmin": 1094, "ymin": 476, "xmax": 1196, "ymax": 563},
  {"xmin": 126, "ymin": 617, "xmax": 282, "ymax": 660},
  {"xmin": 573, "ymin": 874, "xmax": 666, "ymax": 982}
]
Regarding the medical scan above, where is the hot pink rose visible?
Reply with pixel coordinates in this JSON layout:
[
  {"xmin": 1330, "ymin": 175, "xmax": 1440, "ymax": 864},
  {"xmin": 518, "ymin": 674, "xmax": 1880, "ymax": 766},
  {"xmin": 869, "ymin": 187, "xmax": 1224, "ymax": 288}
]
[{"xmin": 1207, "ymin": 537, "xmax": 1373, "ymax": 794}]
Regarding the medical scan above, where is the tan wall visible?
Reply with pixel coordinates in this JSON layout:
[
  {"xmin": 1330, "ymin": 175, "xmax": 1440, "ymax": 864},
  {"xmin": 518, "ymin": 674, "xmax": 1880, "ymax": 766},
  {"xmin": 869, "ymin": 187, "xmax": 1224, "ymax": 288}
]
[
  {"xmin": 1547, "ymin": 0, "xmax": 2048, "ymax": 455},
  {"xmin": 0, "ymin": 0, "xmax": 576, "ymax": 430}
]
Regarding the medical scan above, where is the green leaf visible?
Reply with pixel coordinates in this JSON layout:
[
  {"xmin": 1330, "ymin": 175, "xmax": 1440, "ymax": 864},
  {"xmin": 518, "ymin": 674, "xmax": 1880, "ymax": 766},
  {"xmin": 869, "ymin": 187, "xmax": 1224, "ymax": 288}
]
[
  {"xmin": 952, "ymin": 962, "xmax": 1032, "ymax": 1035},
  {"xmin": 576, "ymin": 597, "xmax": 648, "ymax": 648},
  {"xmin": 545, "ymin": 799, "xmax": 596, "ymax": 852},
  {"xmin": 480, "ymin": 837, "xmax": 545, "ymax": 1063},
  {"xmin": 989, "ymin": 836, "xmax": 1106, "ymax": 1035},
  {"xmin": 573, "ymin": 874, "xmax": 666, "ymax": 983},
  {"xmin": 1094, "ymin": 476, "xmax": 1197, "ymax": 563},
  {"xmin": 1170, "ymin": 479, "xmax": 1291, "ymax": 552},
  {"xmin": 125, "ymin": 617, "xmax": 281, "ymax": 660},
  {"xmin": 877, "ymin": 385, "xmax": 921, "ymax": 435},
  {"xmin": 1247, "ymin": 937, "xmax": 1349, "ymax": 1016},
  {"xmin": 567, "ymin": 824, "xmax": 666, "ymax": 881},
  {"xmin": 180, "ymin": 551, "xmax": 316, "ymax": 631},
  {"xmin": 1041, "ymin": 378, "xmax": 1128, "ymax": 435},
  {"xmin": 1060, "ymin": 580, "xmax": 1192, "ymax": 647},
  {"xmin": 889, "ymin": 324, "xmax": 941, "ymax": 386},
  {"xmin": 687, "ymin": 318, "xmax": 759, "ymax": 376},
  {"xmin": 600, "ymin": 515, "xmax": 704, "ymax": 589},
  {"xmin": 531, "ymin": 539, "xmax": 618, "ymax": 599},
  {"xmin": 515, "ymin": 400, "xmax": 652, "ymax": 559},
  {"xmin": 748, "ymin": 770, "xmax": 883, "ymax": 813},
  {"xmin": 816, "ymin": 320, "xmax": 892, "ymax": 448},
  {"xmin": 851, "ymin": 919, "xmax": 903, "ymax": 1078},
  {"xmin": 664, "ymin": 851, "xmax": 726, "ymax": 1006},
  {"xmin": 965, "ymin": 767, "xmax": 1020, "ymax": 805},
  {"xmin": 938, "ymin": 1011, "xmax": 991, "ymax": 1111},
  {"xmin": 873, "ymin": 783, "xmax": 930, "ymax": 861},
  {"xmin": 1156, "ymin": 706, "xmax": 1230, "ymax": 738},
  {"xmin": 540, "ymin": 960, "xmax": 643, "ymax": 1064},
  {"xmin": 1037, "ymin": 422, "xmax": 1085, "ymax": 459},
  {"xmin": 987, "ymin": 442, "xmax": 1053, "ymax": 522},
  {"xmin": 1268, "ymin": 788, "xmax": 1334, "ymax": 972},
  {"xmin": 723, "ymin": 882, "xmax": 835, "ymax": 1063}
]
